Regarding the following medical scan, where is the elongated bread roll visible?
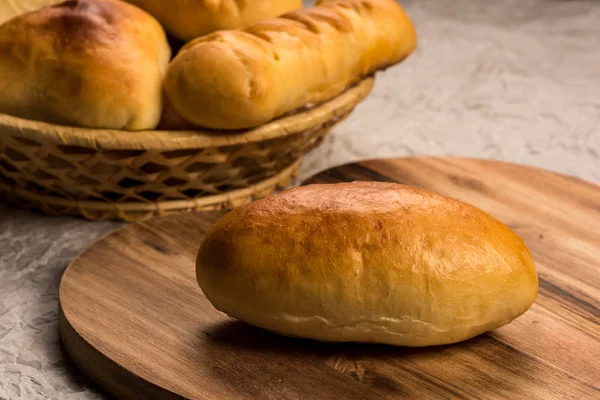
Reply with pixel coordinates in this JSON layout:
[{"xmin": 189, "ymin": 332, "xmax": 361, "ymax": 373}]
[
  {"xmin": 197, "ymin": 182, "xmax": 538, "ymax": 347},
  {"xmin": 0, "ymin": 0, "xmax": 171, "ymax": 130},
  {"xmin": 164, "ymin": 0, "xmax": 417, "ymax": 130},
  {"xmin": 123, "ymin": 0, "xmax": 303, "ymax": 41}
]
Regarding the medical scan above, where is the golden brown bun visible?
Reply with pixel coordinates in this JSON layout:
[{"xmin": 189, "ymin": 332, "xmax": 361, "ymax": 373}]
[
  {"xmin": 0, "ymin": 0, "xmax": 61, "ymax": 25},
  {"xmin": 0, "ymin": 0, "xmax": 171, "ymax": 130},
  {"xmin": 123, "ymin": 0, "xmax": 303, "ymax": 42},
  {"xmin": 164, "ymin": 0, "xmax": 417, "ymax": 130},
  {"xmin": 197, "ymin": 182, "xmax": 538, "ymax": 347}
]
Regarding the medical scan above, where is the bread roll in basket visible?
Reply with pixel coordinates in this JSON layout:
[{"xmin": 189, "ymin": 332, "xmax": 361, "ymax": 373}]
[{"xmin": 0, "ymin": 0, "xmax": 416, "ymax": 221}]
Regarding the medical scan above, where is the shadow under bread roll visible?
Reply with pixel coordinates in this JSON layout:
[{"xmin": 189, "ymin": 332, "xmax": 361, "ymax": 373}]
[
  {"xmin": 196, "ymin": 182, "xmax": 538, "ymax": 347},
  {"xmin": 164, "ymin": 0, "xmax": 417, "ymax": 130},
  {"xmin": 123, "ymin": 0, "xmax": 303, "ymax": 42},
  {"xmin": 0, "ymin": 0, "xmax": 171, "ymax": 130}
]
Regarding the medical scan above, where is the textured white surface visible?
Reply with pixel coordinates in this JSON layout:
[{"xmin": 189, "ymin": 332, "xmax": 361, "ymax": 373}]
[
  {"xmin": 301, "ymin": 0, "xmax": 600, "ymax": 184},
  {"xmin": 0, "ymin": 0, "xmax": 599, "ymax": 398}
]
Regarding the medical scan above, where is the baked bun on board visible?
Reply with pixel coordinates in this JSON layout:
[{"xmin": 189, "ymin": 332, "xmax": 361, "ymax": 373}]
[
  {"xmin": 197, "ymin": 182, "xmax": 538, "ymax": 347},
  {"xmin": 123, "ymin": 0, "xmax": 303, "ymax": 41},
  {"xmin": 0, "ymin": 0, "xmax": 171, "ymax": 130},
  {"xmin": 164, "ymin": 0, "xmax": 417, "ymax": 130}
]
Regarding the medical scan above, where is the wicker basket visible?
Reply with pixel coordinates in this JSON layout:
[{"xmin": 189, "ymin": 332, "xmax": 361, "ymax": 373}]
[{"xmin": 0, "ymin": 78, "xmax": 374, "ymax": 222}]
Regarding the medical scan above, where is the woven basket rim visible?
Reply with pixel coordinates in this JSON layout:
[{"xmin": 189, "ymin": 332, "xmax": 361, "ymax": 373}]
[{"xmin": 0, "ymin": 78, "xmax": 374, "ymax": 150}]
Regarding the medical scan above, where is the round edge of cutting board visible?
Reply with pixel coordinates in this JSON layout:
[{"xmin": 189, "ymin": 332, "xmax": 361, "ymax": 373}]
[
  {"xmin": 58, "ymin": 210, "xmax": 227, "ymax": 399},
  {"xmin": 56, "ymin": 212, "xmax": 224, "ymax": 400},
  {"xmin": 58, "ymin": 304, "xmax": 181, "ymax": 400},
  {"xmin": 57, "ymin": 157, "xmax": 600, "ymax": 400}
]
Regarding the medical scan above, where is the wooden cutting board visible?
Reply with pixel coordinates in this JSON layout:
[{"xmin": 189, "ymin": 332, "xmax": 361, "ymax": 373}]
[{"xmin": 59, "ymin": 157, "xmax": 600, "ymax": 399}]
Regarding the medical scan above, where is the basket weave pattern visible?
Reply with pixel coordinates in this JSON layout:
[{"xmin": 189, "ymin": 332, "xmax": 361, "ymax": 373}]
[{"xmin": 0, "ymin": 78, "xmax": 374, "ymax": 221}]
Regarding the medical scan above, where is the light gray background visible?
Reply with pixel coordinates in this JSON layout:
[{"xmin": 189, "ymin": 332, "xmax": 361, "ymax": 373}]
[{"xmin": 1, "ymin": 0, "xmax": 599, "ymax": 398}]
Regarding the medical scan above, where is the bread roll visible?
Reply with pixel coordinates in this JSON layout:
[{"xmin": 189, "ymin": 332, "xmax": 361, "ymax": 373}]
[
  {"xmin": 0, "ymin": 0, "xmax": 61, "ymax": 25},
  {"xmin": 164, "ymin": 0, "xmax": 417, "ymax": 130},
  {"xmin": 123, "ymin": 0, "xmax": 303, "ymax": 42},
  {"xmin": 0, "ymin": 0, "xmax": 171, "ymax": 130},
  {"xmin": 197, "ymin": 182, "xmax": 538, "ymax": 347}
]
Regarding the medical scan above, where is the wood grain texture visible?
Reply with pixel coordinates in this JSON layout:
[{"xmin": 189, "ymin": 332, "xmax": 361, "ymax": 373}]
[{"xmin": 59, "ymin": 157, "xmax": 600, "ymax": 399}]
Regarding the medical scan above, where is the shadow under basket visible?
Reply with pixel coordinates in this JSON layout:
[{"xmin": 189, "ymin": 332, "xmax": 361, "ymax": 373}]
[{"xmin": 0, "ymin": 78, "xmax": 374, "ymax": 222}]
